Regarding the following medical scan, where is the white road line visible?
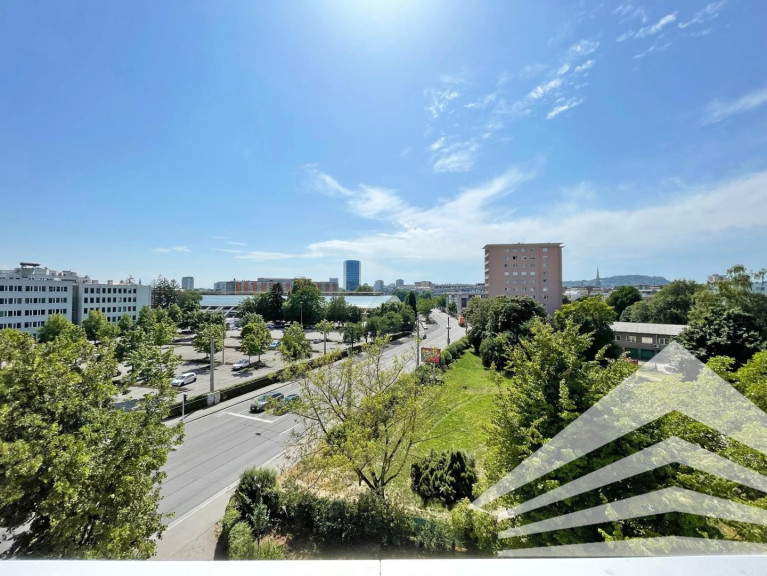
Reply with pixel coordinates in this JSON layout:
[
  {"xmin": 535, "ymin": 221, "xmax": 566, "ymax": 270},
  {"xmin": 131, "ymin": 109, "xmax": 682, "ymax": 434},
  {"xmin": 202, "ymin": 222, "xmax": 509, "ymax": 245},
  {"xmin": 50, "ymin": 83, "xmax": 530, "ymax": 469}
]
[{"xmin": 227, "ymin": 411, "xmax": 284, "ymax": 424}]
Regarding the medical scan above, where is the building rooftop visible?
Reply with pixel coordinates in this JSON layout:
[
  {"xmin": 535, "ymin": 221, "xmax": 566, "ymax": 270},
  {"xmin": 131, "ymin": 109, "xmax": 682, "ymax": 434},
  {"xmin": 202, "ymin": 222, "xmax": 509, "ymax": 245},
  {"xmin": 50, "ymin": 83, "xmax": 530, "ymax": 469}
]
[{"xmin": 610, "ymin": 322, "xmax": 688, "ymax": 336}]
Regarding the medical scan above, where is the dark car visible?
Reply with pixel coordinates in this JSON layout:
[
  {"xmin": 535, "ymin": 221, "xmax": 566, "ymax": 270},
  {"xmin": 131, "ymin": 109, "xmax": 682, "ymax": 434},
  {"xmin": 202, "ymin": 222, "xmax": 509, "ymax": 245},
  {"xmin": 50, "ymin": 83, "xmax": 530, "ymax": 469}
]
[
  {"xmin": 282, "ymin": 393, "xmax": 300, "ymax": 406},
  {"xmin": 250, "ymin": 391, "xmax": 284, "ymax": 413}
]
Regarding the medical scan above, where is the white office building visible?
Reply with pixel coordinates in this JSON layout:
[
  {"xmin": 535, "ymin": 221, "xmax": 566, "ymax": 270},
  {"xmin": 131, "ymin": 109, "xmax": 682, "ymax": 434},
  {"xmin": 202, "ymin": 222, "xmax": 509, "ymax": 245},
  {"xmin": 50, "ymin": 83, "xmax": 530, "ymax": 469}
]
[
  {"xmin": 0, "ymin": 263, "xmax": 75, "ymax": 334},
  {"xmin": 73, "ymin": 281, "xmax": 151, "ymax": 325},
  {"xmin": 0, "ymin": 262, "xmax": 150, "ymax": 336}
]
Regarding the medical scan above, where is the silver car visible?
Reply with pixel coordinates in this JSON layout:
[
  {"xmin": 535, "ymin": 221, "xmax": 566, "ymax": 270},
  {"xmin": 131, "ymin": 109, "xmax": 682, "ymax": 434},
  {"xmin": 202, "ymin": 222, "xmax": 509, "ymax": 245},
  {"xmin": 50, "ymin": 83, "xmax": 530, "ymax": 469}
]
[{"xmin": 172, "ymin": 372, "xmax": 197, "ymax": 387}]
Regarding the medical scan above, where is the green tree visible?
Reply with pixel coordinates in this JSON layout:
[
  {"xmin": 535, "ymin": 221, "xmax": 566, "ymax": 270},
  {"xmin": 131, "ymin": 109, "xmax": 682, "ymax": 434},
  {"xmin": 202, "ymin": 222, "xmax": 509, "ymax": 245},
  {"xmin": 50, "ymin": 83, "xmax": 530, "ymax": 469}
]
[
  {"xmin": 341, "ymin": 322, "xmax": 364, "ymax": 350},
  {"xmin": 676, "ymin": 306, "xmax": 765, "ymax": 366},
  {"xmin": 0, "ymin": 327, "xmax": 182, "ymax": 558},
  {"xmin": 268, "ymin": 283, "xmax": 284, "ymax": 321},
  {"xmin": 347, "ymin": 305, "xmax": 363, "ymax": 323},
  {"xmin": 605, "ymin": 286, "xmax": 642, "ymax": 317},
  {"xmin": 194, "ymin": 323, "xmax": 224, "ymax": 360},
  {"xmin": 554, "ymin": 296, "xmax": 619, "ymax": 360},
  {"xmin": 291, "ymin": 338, "xmax": 435, "ymax": 498},
  {"xmin": 35, "ymin": 314, "xmax": 85, "ymax": 344},
  {"xmin": 355, "ymin": 284, "xmax": 374, "ymax": 292},
  {"xmin": 280, "ymin": 323, "xmax": 312, "ymax": 362},
  {"xmin": 316, "ymin": 319, "xmax": 334, "ymax": 355},
  {"xmin": 464, "ymin": 297, "xmax": 493, "ymax": 353},
  {"xmin": 81, "ymin": 310, "xmax": 118, "ymax": 343},
  {"xmin": 326, "ymin": 295, "xmax": 349, "ymax": 324},
  {"xmin": 150, "ymin": 276, "xmax": 180, "ymax": 309},
  {"xmin": 283, "ymin": 280, "xmax": 325, "ymax": 326},
  {"xmin": 448, "ymin": 301, "xmax": 458, "ymax": 315},
  {"xmin": 176, "ymin": 290, "xmax": 202, "ymax": 314},
  {"xmin": 621, "ymin": 279, "xmax": 701, "ymax": 324},
  {"xmin": 417, "ymin": 297, "xmax": 435, "ymax": 322},
  {"xmin": 117, "ymin": 314, "xmax": 134, "ymax": 335},
  {"xmin": 406, "ymin": 292, "xmax": 417, "ymax": 316},
  {"xmin": 137, "ymin": 306, "xmax": 177, "ymax": 346},
  {"xmin": 241, "ymin": 317, "xmax": 271, "ymax": 364}
]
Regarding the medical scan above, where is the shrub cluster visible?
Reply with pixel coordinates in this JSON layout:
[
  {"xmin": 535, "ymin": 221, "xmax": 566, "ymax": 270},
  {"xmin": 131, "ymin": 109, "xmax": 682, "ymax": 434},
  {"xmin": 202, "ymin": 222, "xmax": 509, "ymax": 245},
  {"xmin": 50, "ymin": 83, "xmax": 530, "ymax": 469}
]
[
  {"xmin": 410, "ymin": 449, "xmax": 477, "ymax": 506},
  {"xmin": 439, "ymin": 336, "xmax": 470, "ymax": 369}
]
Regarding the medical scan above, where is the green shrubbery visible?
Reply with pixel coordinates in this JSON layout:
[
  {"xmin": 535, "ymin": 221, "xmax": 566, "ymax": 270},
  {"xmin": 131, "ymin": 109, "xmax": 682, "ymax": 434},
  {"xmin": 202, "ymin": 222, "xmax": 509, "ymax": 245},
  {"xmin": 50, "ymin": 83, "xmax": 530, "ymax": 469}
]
[
  {"xmin": 410, "ymin": 449, "xmax": 477, "ymax": 506},
  {"xmin": 439, "ymin": 336, "xmax": 470, "ymax": 368}
]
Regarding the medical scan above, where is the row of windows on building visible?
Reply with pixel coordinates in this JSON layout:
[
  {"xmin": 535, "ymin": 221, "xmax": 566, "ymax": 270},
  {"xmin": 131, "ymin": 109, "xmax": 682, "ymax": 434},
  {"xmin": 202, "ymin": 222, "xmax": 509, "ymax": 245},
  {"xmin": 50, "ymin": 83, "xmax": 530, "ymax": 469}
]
[
  {"xmin": 502, "ymin": 247, "xmax": 550, "ymax": 253},
  {"xmin": 0, "ymin": 285, "xmax": 68, "ymax": 292},
  {"xmin": 0, "ymin": 309, "xmax": 65, "ymax": 317},
  {"xmin": 83, "ymin": 286, "xmax": 137, "ymax": 294},
  {"xmin": 615, "ymin": 335, "xmax": 671, "ymax": 345},
  {"xmin": 502, "ymin": 288, "xmax": 551, "ymax": 299},
  {"xmin": 83, "ymin": 296, "xmax": 136, "ymax": 304},
  {"xmin": 0, "ymin": 322, "xmax": 22, "ymax": 329},
  {"xmin": 83, "ymin": 306, "xmax": 137, "ymax": 315},
  {"xmin": 0, "ymin": 297, "xmax": 69, "ymax": 305}
]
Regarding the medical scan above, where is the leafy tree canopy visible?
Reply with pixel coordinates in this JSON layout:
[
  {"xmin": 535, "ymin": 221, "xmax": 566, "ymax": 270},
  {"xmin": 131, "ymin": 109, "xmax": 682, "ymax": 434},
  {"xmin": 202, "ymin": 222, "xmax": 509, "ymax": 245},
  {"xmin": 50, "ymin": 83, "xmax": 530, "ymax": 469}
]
[
  {"xmin": 283, "ymin": 281, "xmax": 325, "ymax": 325},
  {"xmin": 0, "ymin": 326, "xmax": 182, "ymax": 558},
  {"xmin": 280, "ymin": 323, "xmax": 312, "ymax": 362},
  {"xmin": 554, "ymin": 296, "xmax": 619, "ymax": 360},
  {"xmin": 605, "ymin": 286, "xmax": 642, "ymax": 317},
  {"xmin": 150, "ymin": 276, "xmax": 180, "ymax": 309}
]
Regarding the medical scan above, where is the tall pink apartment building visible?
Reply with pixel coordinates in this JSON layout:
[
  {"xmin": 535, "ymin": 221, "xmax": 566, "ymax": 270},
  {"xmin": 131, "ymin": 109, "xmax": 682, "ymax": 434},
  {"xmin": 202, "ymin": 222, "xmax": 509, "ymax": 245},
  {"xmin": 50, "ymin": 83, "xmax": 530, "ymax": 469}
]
[{"xmin": 483, "ymin": 243, "xmax": 563, "ymax": 316}]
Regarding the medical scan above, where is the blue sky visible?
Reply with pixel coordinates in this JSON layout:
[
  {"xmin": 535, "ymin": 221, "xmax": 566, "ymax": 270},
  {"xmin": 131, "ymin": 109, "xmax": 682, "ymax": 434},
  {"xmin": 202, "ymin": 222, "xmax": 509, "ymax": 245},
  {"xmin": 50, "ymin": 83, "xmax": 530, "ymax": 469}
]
[{"xmin": 2, "ymin": 1, "xmax": 766, "ymax": 288}]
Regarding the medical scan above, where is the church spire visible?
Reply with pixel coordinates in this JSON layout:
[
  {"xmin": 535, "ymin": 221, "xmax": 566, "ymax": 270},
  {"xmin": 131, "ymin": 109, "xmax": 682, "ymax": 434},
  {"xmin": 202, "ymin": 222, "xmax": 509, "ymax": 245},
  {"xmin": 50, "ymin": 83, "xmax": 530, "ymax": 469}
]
[{"xmin": 595, "ymin": 267, "xmax": 601, "ymax": 288}]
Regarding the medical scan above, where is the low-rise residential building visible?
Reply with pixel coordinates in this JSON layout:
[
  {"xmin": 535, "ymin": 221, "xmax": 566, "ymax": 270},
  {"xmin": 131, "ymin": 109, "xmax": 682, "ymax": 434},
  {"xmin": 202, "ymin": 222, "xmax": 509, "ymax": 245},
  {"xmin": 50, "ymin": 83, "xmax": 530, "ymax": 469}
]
[{"xmin": 610, "ymin": 321, "xmax": 687, "ymax": 361}]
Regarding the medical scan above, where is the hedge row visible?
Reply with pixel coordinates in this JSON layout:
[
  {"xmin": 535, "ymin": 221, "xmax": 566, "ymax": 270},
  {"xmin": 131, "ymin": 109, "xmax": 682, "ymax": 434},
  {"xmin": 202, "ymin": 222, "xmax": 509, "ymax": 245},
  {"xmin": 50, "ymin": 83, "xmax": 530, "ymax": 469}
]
[
  {"xmin": 220, "ymin": 466, "xmax": 502, "ymax": 558},
  {"xmin": 439, "ymin": 336, "xmax": 470, "ymax": 369}
]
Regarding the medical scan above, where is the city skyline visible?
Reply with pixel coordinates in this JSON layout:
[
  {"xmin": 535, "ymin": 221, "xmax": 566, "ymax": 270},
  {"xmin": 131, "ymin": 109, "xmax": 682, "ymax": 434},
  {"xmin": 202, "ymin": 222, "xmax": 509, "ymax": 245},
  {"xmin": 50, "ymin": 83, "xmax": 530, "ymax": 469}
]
[{"xmin": 2, "ymin": 2, "xmax": 766, "ymax": 287}]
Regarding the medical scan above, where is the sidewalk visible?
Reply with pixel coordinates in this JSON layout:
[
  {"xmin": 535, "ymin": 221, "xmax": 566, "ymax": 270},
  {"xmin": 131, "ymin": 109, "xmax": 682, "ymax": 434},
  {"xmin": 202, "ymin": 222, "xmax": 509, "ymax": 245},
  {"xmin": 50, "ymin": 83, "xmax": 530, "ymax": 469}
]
[{"xmin": 154, "ymin": 450, "xmax": 291, "ymax": 560}]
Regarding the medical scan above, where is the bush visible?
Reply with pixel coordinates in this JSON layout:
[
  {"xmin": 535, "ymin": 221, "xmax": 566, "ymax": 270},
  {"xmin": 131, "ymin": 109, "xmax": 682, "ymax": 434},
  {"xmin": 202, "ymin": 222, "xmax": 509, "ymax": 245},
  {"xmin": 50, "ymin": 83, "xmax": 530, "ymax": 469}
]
[
  {"xmin": 251, "ymin": 537, "xmax": 285, "ymax": 559},
  {"xmin": 412, "ymin": 516, "xmax": 456, "ymax": 552},
  {"xmin": 228, "ymin": 521, "xmax": 255, "ymax": 560},
  {"xmin": 479, "ymin": 332, "xmax": 514, "ymax": 370},
  {"xmin": 410, "ymin": 450, "xmax": 477, "ymax": 506},
  {"xmin": 313, "ymin": 497, "xmax": 357, "ymax": 543},
  {"xmin": 355, "ymin": 491, "xmax": 411, "ymax": 547},
  {"xmin": 280, "ymin": 482, "xmax": 318, "ymax": 535},
  {"xmin": 236, "ymin": 467, "xmax": 281, "ymax": 521},
  {"xmin": 220, "ymin": 497, "xmax": 241, "ymax": 548},
  {"xmin": 451, "ymin": 499, "xmax": 500, "ymax": 555}
]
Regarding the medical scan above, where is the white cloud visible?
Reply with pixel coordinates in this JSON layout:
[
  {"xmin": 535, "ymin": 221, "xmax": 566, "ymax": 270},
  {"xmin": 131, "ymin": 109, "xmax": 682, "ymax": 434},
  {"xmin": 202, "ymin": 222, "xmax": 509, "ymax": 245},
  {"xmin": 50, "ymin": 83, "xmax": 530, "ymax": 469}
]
[
  {"xmin": 636, "ymin": 13, "xmax": 677, "ymax": 37},
  {"xmin": 566, "ymin": 39, "xmax": 600, "ymax": 60},
  {"xmin": 573, "ymin": 59, "xmax": 595, "ymax": 73},
  {"xmin": 432, "ymin": 140, "xmax": 481, "ymax": 173},
  {"xmin": 546, "ymin": 98, "xmax": 585, "ymax": 120},
  {"xmin": 301, "ymin": 168, "xmax": 767, "ymax": 274},
  {"xmin": 679, "ymin": 1, "xmax": 726, "ymax": 29},
  {"xmin": 614, "ymin": 3, "xmax": 634, "ymax": 17},
  {"xmin": 227, "ymin": 241, "xmax": 247, "ymax": 247},
  {"xmin": 429, "ymin": 136, "xmax": 446, "ymax": 151},
  {"xmin": 425, "ymin": 88, "xmax": 461, "ymax": 119},
  {"xmin": 557, "ymin": 64, "xmax": 571, "ymax": 76},
  {"xmin": 620, "ymin": 13, "xmax": 677, "ymax": 41},
  {"xmin": 702, "ymin": 86, "xmax": 767, "ymax": 124},
  {"xmin": 528, "ymin": 78, "xmax": 563, "ymax": 100},
  {"xmin": 154, "ymin": 246, "xmax": 190, "ymax": 253},
  {"xmin": 633, "ymin": 41, "xmax": 671, "ymax": 59},
  {"xmin": 465, "ymin": 92, "xmax": 498, "ymax": 110}
]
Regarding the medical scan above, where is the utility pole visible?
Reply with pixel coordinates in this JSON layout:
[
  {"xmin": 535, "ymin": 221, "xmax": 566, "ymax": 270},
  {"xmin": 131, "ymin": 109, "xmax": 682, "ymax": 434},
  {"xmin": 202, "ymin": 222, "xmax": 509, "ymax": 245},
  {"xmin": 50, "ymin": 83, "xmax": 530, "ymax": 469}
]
[
  {"xmin": 182, "ymin": 394, "xmax": 187, "ymax": 420},
  {"xmin": 209, "ymin": 335, "xmax": 215, "ymax": 392},
  {"xmin": 446, "ymin": 312, "xmax": 451, "ymax": 345},
  {"xmin": 416, "ymin": 318, "xmax": 420, "ymax": 367},
  {"xmin": 221, "ymin": 324, "xmax": 225, "ymax": 366},
  {"xmin": 300, "ymin": 302, "xmax": 303, "ymax": 327}
]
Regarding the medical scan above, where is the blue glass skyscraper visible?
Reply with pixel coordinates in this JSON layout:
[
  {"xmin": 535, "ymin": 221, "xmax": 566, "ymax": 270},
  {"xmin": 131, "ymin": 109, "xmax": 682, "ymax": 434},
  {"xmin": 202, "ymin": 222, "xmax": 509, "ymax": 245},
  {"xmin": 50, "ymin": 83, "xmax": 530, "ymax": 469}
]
[{"xmin": 343, "ymin": 260, "xmax": 361, "ymax": 291}]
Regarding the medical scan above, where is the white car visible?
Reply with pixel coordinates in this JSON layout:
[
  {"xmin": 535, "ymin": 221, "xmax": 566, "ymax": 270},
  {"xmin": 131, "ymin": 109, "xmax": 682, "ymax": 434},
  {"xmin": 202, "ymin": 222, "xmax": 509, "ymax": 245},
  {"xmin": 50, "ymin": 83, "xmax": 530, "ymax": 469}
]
[
  {"xmin": 172, "ymin": 372, "xmax": 197, "ymax": 387},
  {"xmin": 232, "ymin": 359, "xmax": 252, "ymax": 371}
]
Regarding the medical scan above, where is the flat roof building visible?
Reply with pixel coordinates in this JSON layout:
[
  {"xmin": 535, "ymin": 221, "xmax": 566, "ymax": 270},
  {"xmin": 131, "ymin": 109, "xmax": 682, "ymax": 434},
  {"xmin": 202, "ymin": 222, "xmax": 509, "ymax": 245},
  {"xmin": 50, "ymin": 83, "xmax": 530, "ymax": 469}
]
[
  {"xmin": 611, "ymin": 321, "xmax": 687, "ymax": 361},
  {"xmin": 484, "ymin": 243, "xmax": 563, "ymax": 316},
  {"xmin": 343, "ymin": 260, "xmax": 361, "ymax": 292},
  {"xmin": 182, "ymin": 276, "xmax": 194, "ymax": 290}
]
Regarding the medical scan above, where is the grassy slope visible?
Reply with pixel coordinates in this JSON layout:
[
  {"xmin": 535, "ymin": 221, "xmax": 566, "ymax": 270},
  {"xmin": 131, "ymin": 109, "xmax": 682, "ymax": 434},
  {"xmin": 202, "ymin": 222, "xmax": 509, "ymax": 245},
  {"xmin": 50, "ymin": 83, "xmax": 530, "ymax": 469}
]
[{"xmin": 390, "ymin": 351, "xmax": 501, "ymax": 500}]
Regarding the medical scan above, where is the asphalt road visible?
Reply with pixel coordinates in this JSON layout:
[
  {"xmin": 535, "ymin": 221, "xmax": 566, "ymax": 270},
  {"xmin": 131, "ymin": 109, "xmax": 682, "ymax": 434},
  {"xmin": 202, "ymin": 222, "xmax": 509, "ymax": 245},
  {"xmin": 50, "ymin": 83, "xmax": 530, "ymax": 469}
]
[{"xmin": 158, "ymin": 310, "xmax": 465, "ymax": 526}]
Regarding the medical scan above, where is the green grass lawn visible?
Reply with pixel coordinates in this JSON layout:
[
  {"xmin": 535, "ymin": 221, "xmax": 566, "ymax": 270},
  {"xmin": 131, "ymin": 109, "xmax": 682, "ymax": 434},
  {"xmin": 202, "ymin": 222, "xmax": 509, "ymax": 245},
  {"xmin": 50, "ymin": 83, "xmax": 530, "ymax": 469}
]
[{"xmin": 390, "ymin": 351, "xmax": 502, "ymax": 501}]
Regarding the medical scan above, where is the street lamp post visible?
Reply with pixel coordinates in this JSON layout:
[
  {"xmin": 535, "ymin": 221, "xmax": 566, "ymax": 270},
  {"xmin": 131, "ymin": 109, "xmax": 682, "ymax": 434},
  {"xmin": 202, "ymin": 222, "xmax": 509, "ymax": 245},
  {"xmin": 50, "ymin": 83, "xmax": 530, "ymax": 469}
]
[
  {"xmin": 300, "ymin": 303, "xmax": 303, "ymax": 327},
  {"xmin": 446, "ymin": 312, "xmax": 451, "ymax": 345}
]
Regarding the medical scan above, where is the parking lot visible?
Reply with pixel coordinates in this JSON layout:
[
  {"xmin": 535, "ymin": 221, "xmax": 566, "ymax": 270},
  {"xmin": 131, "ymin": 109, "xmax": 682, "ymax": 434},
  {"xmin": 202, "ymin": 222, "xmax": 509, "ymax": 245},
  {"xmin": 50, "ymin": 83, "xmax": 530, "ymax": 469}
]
[{"xmin": 113, "ymin": 326, "xmax": 347, "ymax": 408}]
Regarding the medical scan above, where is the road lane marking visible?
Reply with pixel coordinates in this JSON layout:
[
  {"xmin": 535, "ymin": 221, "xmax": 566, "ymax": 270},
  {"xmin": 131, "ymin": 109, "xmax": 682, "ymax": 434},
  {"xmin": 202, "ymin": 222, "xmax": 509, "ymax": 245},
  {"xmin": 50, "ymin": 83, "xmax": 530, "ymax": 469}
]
[
  {"xmin": 227, "ymin": 412, "xmax": 284, "ymax": 423},
  {"xmin": 165, "ymin": 478, "xmax": 239, "ymax": 531},
  {"xmin": 279, "ymin": 423, "xmax": 300, "ymax": 436}
]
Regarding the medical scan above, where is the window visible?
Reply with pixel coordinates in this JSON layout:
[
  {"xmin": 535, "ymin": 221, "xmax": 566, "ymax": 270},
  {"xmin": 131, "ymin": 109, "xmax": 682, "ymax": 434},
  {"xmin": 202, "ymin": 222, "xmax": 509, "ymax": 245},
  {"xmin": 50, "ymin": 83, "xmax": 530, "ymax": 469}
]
[
  {"xmin": 513, "ymin": 271, "xmax": 518, "ymax": 276},
  {"xmin": 504, "ymin": 272, "xmax": 509, "ymax": 276},
  {"xmin": 658, "ymin": 337, "xmax": 670, "ymax": 345},
  {"xmin": 626, "ymin": 335, "xmax": 637, "ymax": 343},
  {"xmin": 542, "ymin": 247, "xmax": 548, "ymax": 252},
  {"xmin": 641, "ymin": 336, "xmax": 653, "ymax": 344},
  {"xmin": 615, "ymin": 335, "xmax": 622, "ymax": 341}
]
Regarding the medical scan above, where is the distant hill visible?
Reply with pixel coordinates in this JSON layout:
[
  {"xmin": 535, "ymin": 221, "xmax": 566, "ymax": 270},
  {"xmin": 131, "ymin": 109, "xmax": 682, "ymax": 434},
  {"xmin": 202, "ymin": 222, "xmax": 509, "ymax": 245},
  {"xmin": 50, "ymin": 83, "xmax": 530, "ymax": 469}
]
[{"xmin": 563, "ymin": 275, "xmax": 670, "ymax": 288}]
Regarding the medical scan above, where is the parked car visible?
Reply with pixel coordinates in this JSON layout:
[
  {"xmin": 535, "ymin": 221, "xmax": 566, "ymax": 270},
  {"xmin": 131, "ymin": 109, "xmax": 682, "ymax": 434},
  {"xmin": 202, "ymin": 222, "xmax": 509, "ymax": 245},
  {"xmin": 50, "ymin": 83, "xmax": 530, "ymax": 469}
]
[
  {"xmin": 172, "ymin": 372, "xmax": 197, "ymax": 387},
  {"xmin": 250, "ymin": 391, "xmax": 284, "ymax": 413},
  {"xmin": 281, "ymin": 393, "xmax": 300, "ymax": 407},
  {"xmin": 232, "ymin": 359, "xmax": 252, "ymax": 371},
  {"xmin": 268, "ymin": 340, "xmax": 280, "ymax": 350},
  {"xmin": 267, "ymin": 323, "xmax": 276, "ymax": 329},
  {"xmin": 312, "ymin": 338, "xmax": 322, "ymax": 344}
]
